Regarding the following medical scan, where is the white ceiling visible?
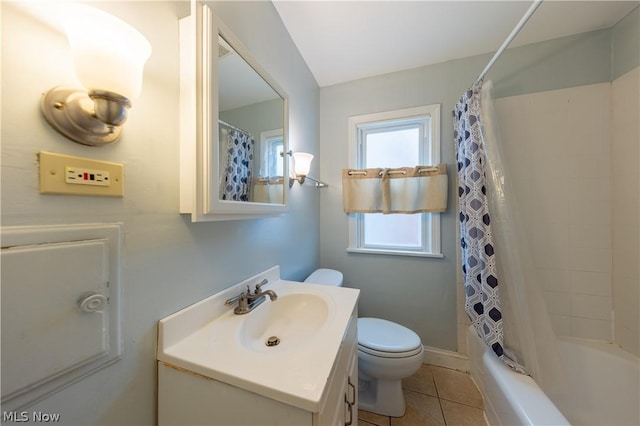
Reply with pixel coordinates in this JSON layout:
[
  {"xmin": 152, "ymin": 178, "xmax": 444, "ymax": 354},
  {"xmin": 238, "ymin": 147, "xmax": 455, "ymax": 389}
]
[{"xmin": 273, "ymin": 1, "xmax": 639, "ymax": 87}]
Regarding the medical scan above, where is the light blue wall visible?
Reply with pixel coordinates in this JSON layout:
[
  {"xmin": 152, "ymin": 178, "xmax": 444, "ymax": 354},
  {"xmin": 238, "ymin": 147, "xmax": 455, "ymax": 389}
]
[
  {"xmin": 488, "ymin": 29, "xmax": 611, "ymax": 98},
  {"xmin": 319, "ymin": 26, "xmax": 624, "ymax": 352},
  {"xmin": 1, "ymin": 1, "xmax": 319, "ymax": 424}
]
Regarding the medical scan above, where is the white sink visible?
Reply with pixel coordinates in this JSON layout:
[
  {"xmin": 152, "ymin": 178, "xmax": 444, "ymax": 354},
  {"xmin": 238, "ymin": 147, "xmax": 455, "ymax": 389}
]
[
  {"xmin": 157, "ymin": 266, "xmax": 359, "ymax": 412},
  {"xmin": 239, "ymin": 293, "xmax": 330, "ymax": 353}
]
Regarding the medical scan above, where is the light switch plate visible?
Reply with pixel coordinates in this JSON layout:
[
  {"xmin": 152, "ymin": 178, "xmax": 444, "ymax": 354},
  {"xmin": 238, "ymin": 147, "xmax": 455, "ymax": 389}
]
[{"xmin": 39, "ymin": 151, "xmax": 124, "ymax": 197}]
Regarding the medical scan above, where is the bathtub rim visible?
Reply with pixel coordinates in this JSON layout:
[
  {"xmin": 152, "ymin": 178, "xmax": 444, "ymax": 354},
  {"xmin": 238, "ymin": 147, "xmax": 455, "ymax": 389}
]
[{"xmin": 467, "ymin": 325, "xmax": 570, "ymax": 426}]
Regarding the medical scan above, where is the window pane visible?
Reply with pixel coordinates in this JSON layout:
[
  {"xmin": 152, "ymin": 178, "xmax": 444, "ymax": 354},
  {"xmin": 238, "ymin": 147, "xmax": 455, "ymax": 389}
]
[
  {"xmin": 365, "ymin": 128, "xmax": 419, "ymax": 168},
  {"xmin": 266, "ymin": 137, "xmax": 283, "ymax": 176},
  {"xmin": 274, "ymin": 141, "xmax": 283, "ymax": 176},
  {"xmin": 363, "ymin": 213, "xmax": 422, "ymax": 248}
]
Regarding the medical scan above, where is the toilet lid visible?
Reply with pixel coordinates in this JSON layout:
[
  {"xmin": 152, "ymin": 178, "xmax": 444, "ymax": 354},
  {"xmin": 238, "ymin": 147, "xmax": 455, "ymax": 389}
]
[
  {"xmin": 304, "ymin": 269, "xmax": 343, "ymax": 286},
  {"xmin": 357, "ymin": 317, "xmax": 422, "ymax": 354}
]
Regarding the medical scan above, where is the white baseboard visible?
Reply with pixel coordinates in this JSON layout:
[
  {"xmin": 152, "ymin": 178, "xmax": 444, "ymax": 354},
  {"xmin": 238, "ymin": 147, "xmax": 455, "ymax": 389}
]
[{"xmin": 422, "ymin": 345, "xmax": 470, "ymax": 372}]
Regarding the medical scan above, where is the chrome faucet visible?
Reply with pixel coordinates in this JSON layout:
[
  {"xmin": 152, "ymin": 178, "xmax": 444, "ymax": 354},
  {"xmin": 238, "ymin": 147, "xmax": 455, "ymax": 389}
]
[{"xmin": 224, "ymin": 279, "xmax": 277, "ymax": 315}]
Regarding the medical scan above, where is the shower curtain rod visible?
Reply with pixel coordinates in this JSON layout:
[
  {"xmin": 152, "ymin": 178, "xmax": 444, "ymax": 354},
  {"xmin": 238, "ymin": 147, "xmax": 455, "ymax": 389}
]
[
  {"xmin": 472, "ymin": 0, "xmax": 543, "ymax": 88},
  {"xmin": 219, "ymin": 119, "xmax": 251, "ymax": 136}
]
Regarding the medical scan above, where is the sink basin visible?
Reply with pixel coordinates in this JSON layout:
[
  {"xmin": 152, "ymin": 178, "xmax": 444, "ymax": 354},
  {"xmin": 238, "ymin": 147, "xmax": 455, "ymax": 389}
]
[
  {"xmin": 158, "ymin": 267, "xmax": 360, "ymax": 412},
  {"xmin": 238, "ymin": 293, "xmax": 330, "ymax": 352}
]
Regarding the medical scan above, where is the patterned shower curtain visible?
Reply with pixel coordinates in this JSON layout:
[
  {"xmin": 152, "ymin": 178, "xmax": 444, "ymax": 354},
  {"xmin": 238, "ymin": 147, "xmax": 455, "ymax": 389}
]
[
  {"xmin": 222, "ymin": 129, "xmax": 255, "ymax": 201},
  {"xmin": 454, "ymin": 88, "xmax": 504, "ymax": 359}
]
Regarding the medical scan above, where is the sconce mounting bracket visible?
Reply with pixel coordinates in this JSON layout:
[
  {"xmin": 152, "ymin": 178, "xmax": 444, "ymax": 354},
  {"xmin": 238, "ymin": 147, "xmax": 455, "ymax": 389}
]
[{"xmin": 41, "ymin": 86, "xmax": 123, "ymax": 146}]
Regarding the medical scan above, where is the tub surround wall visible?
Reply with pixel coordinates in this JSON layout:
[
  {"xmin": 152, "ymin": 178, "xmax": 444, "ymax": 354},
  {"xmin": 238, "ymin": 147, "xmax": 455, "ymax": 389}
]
[
  {"xmin": 494, "ymin": 83, "xmax": 614, "ymax": 341},
  {"xmin": 491, "ymin": 8, "xmax": 639, "ymax": 350},
  {"xmin": 610, "ymin": 6, "xmax": 640, "ymax": 357},
  {"xmin": 1, "ymin": 1, "xmax": 319, "ymax": 424},
  {"xmin": 611, "ymin": 7, "xmax": 640, "ymax": 355},
  {"xmin": 611, "ymin": 66, "xmax": 639, "ymax": 356}
]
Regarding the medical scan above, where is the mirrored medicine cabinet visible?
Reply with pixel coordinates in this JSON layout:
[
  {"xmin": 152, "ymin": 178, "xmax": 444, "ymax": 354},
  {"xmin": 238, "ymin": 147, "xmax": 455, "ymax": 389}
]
[{"xmin": 179, "ymin": 2, "xmax": 289, "ymax": 221}]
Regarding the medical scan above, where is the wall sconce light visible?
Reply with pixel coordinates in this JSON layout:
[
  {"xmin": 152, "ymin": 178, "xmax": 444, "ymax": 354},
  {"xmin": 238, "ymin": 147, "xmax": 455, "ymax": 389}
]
[
  {"xmin": 40, "ymin": 5, "xmax": 152, "ymax": 146},
  {"xmin": 288, "ymin": 151, "xmax": 328, "ymax": 188}
]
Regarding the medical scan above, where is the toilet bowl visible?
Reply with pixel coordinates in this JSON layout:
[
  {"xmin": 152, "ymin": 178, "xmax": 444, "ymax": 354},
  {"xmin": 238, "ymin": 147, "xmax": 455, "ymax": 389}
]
[{"xmin": 304, "ymin": 269, "xmax": 424, "ymax": 417}]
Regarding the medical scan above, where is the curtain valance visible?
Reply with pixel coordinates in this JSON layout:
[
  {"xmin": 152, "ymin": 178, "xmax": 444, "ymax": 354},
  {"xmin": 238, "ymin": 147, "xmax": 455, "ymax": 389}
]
[{"xmin": 342, "ymin": 164, "xmax": 448, "ymax": 214}]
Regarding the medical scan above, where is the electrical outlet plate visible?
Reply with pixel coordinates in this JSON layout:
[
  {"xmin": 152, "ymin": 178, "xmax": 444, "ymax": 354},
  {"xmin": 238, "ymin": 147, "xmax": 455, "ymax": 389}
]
[{"xmin": 39, "ymin": 151, "xmax": 124, "ymax": 197}]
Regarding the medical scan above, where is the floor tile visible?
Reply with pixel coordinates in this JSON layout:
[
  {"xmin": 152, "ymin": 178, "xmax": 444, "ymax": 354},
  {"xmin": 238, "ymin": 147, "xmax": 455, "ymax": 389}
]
[
  {"xmin": 358, "ymin": 409, "xmax": 390, "ymax": 426},
  {"xmin": 359, "ymin": 364, "xmax": 486, "ymax": 426},
  {"xmin": 402, "ymin": 364, "xmax": 438, "ymax": 397},
  {"xmin": 440, "ymin": 400, "xmax": 488, "ymax": 426},
  {"xmin": 390, "ymin": 390, "xmax": 445, "ymax": 426},
  {"xmin": 431, "ymin": 366, "xmax": 483, "ymax": 409}
]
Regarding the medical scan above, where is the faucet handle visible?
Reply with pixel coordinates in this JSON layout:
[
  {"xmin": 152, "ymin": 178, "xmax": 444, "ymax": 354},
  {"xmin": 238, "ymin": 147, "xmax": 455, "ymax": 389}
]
[
  {"xmin": 224, "ymin": 291, "xmax": 247, "ymax": 306},
  {"xmin": 224, "ymin": 294, "xmax": 239, "ymax": 306},
  {"xmin": 254, "ymin": 279, "xmax": 268, "ymax": 292}
]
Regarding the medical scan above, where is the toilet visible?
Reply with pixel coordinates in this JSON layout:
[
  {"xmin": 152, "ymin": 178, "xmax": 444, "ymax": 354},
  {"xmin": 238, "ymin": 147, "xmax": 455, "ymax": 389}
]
[{"xmin": 304, "ymin": 269, "xmax": 424, "ymax": 417}]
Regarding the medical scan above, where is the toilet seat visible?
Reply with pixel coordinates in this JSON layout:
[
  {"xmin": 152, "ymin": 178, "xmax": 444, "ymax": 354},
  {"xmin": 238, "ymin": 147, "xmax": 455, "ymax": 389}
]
[
  {"xmin": 358, "ymin": 344, "xmax": 423, "ymax": 358},
  {"xmin": 357, "ymin": 318, "xmax": 423, "ymax": 358}
]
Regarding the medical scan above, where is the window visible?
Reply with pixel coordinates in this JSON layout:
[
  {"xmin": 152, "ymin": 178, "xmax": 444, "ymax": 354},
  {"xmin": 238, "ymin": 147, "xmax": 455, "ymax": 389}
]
[
  {"xmin": 260, "ymin": 129, "xmax": 284, "ymax": 177},
  {"xmin": 347, "ymin": 105, "xmax": 442, "ymax": 257}
]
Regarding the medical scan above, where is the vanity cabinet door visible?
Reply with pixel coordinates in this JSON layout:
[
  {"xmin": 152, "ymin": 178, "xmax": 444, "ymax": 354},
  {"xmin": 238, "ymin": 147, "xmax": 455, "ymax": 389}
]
[
  {"xmin": 314, "ymin": 308, "xmax": 357, "ymax": 426},
  {"xmin": 345, "ymin": 350, "xmax": 358, "ymax": 424},
  {"xmin": 343, "ymin": 315, "xmax": 358, "ymax": 425},
  {"xmin": 315, "ymin": 367, "xmax": 347, "ymax": 426}
]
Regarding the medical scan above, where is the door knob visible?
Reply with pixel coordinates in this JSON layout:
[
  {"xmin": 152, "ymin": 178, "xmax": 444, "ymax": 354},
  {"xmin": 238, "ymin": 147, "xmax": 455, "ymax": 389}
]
[{"xmin": 77, "ymin": 292, "xmax": 106, "ymax": 312}]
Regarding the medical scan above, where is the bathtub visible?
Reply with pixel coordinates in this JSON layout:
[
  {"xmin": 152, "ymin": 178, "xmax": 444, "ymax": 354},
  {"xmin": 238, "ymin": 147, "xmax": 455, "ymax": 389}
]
[{"xmin": 468, "ymin": 326, "xmax": 640, "ymax": 425}]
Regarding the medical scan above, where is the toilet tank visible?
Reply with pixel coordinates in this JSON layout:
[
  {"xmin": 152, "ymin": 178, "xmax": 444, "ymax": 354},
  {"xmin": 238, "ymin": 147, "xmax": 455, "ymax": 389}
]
[{"xmin": 304, "ymin": 269, "xmax": 343, "ymax": 287}]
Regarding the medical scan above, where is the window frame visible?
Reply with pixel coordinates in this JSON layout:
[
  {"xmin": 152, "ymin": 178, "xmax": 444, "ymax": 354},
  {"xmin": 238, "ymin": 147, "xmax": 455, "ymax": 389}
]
[{"xmin": 346, "ymin": 104, "xmax": 443, "ymax": 258}]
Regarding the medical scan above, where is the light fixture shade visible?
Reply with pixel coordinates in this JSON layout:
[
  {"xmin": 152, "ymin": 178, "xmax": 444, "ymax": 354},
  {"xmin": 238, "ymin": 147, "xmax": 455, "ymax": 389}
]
[
  {"xmin": 61, "ymin": 4, "xmax": 152, "ymax": 100},
  {"xmin": 293, "ymin": 152, "xmax": 313, "ymax": 176}
]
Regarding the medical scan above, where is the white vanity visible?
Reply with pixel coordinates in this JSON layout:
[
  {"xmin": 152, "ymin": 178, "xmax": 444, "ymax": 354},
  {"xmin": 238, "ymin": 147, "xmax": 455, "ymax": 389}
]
[{"xmin": 157, "ymin": 266, "xmax": 360, "ymax": 425}]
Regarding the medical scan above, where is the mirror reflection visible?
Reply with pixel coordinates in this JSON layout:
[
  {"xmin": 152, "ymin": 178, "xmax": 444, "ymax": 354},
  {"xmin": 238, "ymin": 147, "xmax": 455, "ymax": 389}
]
[{"xmin": 217, "ymin": 35, "xmax": 285, "ymax": 204}]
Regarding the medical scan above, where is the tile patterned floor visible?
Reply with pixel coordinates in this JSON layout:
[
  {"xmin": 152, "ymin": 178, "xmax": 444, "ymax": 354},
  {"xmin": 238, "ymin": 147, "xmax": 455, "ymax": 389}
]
[{"xmin": 358, "ymin": 364, "xmax": 487, "ymax": 426}]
